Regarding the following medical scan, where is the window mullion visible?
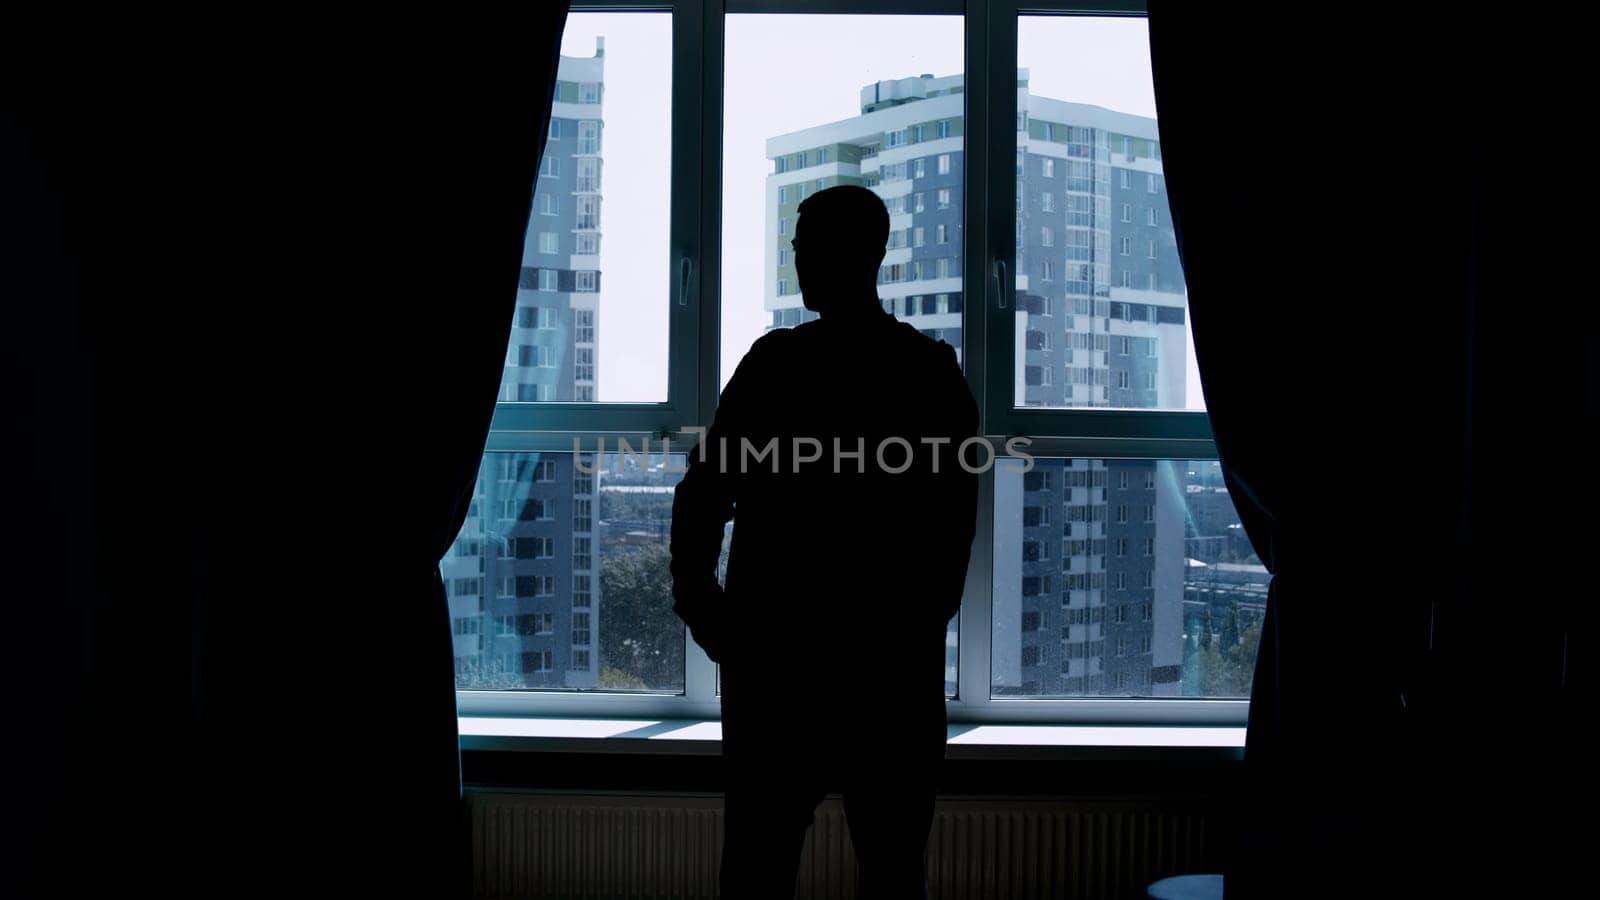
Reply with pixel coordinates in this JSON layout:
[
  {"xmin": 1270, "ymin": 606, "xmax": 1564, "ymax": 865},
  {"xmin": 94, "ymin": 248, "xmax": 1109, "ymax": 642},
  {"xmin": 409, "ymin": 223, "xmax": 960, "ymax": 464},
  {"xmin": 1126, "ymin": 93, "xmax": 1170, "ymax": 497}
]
[
  {"xmin": 981, "ymin": 0, "xmax": 1020, "ymax": 436},
  {"xmin": 683, "ymin": 0, "xmax": 725, "ymax": 706}
]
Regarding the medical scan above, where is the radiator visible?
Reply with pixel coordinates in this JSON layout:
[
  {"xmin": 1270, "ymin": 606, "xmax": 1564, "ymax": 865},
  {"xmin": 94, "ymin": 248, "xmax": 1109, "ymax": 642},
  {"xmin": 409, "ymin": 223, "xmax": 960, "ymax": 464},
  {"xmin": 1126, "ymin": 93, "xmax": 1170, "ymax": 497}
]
[{"xmin": 469, "ymin": 790, "xmax": 1214, "ymax": 899}]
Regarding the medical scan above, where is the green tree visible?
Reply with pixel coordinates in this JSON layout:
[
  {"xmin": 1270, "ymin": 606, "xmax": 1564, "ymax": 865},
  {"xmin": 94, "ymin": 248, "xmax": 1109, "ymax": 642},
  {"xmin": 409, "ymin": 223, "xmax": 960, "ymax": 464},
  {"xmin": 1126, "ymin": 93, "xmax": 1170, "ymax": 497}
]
[
  {"xmin": 597, "ymin": 666, "xmax": 649, "ymax": 690},
  {"xmin": 1197, "ymin": 619, "xmax": 1262, "ymax": 697},
  {"xmin": 599, "ymin": 543, "xmax": 683, "ymax": 690}
]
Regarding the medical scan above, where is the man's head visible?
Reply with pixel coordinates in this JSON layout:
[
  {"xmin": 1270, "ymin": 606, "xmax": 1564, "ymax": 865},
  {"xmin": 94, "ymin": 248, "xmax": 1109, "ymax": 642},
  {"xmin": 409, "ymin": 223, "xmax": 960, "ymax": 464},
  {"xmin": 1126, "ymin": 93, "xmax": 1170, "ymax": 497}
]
[{"xmin": 792, "ymin": 185, "xmax": 889, "ymax": 314}]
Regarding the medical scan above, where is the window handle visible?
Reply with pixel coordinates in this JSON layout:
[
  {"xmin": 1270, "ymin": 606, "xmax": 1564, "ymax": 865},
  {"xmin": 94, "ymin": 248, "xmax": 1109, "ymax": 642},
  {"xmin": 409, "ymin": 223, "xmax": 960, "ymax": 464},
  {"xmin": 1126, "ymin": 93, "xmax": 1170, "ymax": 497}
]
[
  {"xmin": 994, "ymin": 258, "xmax": 1010, "ymax": 309},
  {"xmin": 679, "ymin": 256, "xmax": 693, "ymax": 306}
]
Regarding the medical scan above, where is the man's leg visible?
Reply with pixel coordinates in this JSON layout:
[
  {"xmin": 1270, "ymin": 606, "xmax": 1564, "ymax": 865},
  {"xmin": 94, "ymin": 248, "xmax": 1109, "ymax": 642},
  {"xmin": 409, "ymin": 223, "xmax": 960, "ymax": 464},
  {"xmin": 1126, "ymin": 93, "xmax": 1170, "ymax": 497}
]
[
  {"xmin": 719, "ymin": 693, "xmax": 827, "ymax": 899},
  {"xmin": 839, "ymin": 709, "xmax": 945, "ymax": 899}
]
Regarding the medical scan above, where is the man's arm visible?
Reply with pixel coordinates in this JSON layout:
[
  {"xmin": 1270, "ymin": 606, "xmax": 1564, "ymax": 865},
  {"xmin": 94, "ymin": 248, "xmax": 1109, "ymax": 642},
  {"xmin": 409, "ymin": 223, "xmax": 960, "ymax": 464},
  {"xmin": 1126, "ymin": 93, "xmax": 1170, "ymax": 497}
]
[
  {"xmin": 933, "ymin": 342, "xmax": 981, "ymax": 625},
  {"xmin": 668, "ymin": 339, "xmax": 766, "ymax": 663}
]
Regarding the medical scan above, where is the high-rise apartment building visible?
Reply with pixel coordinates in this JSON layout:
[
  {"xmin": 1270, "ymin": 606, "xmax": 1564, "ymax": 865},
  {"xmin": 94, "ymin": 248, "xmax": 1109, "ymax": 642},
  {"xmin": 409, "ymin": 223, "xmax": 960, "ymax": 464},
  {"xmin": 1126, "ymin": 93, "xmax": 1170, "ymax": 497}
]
[{"xmin": 443, "ymin": 41, "xmax": 606, "ymax": 689}]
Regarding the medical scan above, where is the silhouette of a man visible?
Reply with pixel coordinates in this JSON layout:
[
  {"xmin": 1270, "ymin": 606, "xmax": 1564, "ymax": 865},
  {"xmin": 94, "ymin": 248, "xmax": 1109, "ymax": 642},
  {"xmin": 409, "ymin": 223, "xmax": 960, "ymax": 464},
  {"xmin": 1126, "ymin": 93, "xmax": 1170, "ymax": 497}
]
[{"xmin": 670, "ymin": 185, "xmax": 980, "ymax": 898}]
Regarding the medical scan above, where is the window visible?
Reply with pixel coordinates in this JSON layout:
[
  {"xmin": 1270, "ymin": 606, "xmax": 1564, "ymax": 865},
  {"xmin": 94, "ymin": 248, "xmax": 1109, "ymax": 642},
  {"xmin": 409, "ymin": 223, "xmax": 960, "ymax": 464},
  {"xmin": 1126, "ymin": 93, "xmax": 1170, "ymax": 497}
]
[
  {"xmin": 451, "ymin": 8, "xmax": 1242, "ymax": 723},
  {"xmin": 1147, "ymin": 240, "xmax": 1156, "ymax": 259},
  {"xmin": 577, "ymin": 120, "xmax": 600, "ymax": 155},
  {"xmin": 548, "ymin": 119, "xmax": 560, "ymax": 141}
]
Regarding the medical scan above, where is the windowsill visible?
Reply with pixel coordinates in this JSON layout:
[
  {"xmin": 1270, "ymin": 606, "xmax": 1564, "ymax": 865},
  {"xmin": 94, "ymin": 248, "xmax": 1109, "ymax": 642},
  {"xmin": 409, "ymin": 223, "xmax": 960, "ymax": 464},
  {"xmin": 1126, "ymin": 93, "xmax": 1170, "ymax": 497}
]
[{"xmin": 460, "ymin": 716, "xmax": 1245, "ymax": 762}]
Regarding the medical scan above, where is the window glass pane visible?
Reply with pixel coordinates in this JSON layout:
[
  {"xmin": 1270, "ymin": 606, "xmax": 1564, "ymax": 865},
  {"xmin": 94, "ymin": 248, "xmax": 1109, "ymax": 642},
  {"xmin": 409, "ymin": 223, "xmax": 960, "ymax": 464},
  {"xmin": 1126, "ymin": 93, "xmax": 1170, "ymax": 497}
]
[
  {"xmin": 991, "ymin": 457, "xmax": 1262, "ymax": 698},
  {"xmin": 1013, "ymin": 16, "xmax": 1204, "ymax": 411},
  {"xmin": 445, "ymin": 451, "xmax": 688, "ymax": 692},
  {"xmin": 505, "ymin": 13, "xmax": 670, "ymax": 404},
  {"xmin": 721, "ymin": 13, "xmax": 966, "ymax": 385}
]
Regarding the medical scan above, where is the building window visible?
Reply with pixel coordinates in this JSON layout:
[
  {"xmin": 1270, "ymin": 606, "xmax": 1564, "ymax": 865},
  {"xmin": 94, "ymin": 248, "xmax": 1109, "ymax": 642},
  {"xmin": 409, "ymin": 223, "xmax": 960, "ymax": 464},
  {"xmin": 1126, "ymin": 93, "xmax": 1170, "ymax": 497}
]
[
  {"xmin": 914, "ymin": 158, "xmax": 926, "ymax": 178},
  {"xmin": 1147, "ymin": 173, "xmax": 1157, "ymax": 192},
  {"xmin": 1041, "ymin": 158, "xmax": 1054, "ymax": 177},
  {"xmin": 1148, "ymin": 272, "xmax": 1158, "ymax": 291},
  {"xmin": 937, "ymin": 120, "xmax": 951, "ymax": 138},
  {"xmin": 1121, "ymin": 203, "xmax": 1131, "ymax": 222},
  {"xmin": 577, "ymin": 120, "xmax": 600, "ymax": 155},
  {"xmin": 778, "ymin": 186, "xmax": 788, "ymax": 203},
  {"xmin": 1147, "ymin": 207, "xmax": 1157, "ymax": 226},
  {"xmin": 1041, "ymin": 192, "xmax": 1054, "ymax": 212},
  {"xmin": 1120, "ymin": 169, "xmax": 1130, "ymax": 188},
  {"xmin": 913, "ymin": 226, "xmax": 925, "ymax": 248},
  {"xmin": 1147, "ymin": 240, "xmax": 1156, "ymax": 259},
  {"xmin": 1041, "ymin": 226, "xmax": 1053, "ymax": 247},
  {"xmin": 575, "ymin": 270, "xmax": 597, "ymax": 292},
  {"xmin": 537, "ymin": 232, "xmax": 559, "ymax": 255},
  {"xmin": 542, "ymin": 156, "xmax": 559, "ymax": 178},
  {"xmin": 574, "ymin": 232, "xmax": 599, "ymax": 256},
  {"xmin": 548, "ymin": 119, "xmax": 560, "ymax": 140},
  {"xmin": 778, "ymin": 217, "xmax": 787, "ymax": 234},
  {"xmin": 914, "ymin": 192, "xmax": 925, "ymax": 213},
  {"xmin": 936, "ymin": 224, "xmax": 948, "ymax": 244},
  {"xmin": 938, "ymin": 153, "xmax": 951, "ymax": 175},
  {"xmin": 575, "ymin": 309, "xmax": 594, "ymax": 343},
  {"xmin": 576, "ymin": 196, "xmax": 599, "ymax": 230},
  {"xmin": 537, "ymin": 269, "xmax": 558, "ymax": 292},
  {"xmin": 937, "ymin": 188, "xmax": 951, "ymax": 209},
  {"xmin": 539, "ymin": 194, "xmax": 558, "ymax": 216}
]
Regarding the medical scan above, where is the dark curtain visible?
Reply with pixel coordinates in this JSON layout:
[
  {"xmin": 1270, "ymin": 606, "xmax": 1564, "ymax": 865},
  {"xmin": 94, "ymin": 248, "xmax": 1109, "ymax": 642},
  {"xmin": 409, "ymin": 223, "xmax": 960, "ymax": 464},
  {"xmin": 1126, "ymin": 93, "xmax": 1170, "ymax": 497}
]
[
  {"xmin": 1149, "ymin": 4, "xmax": 1575, "ymax": 897},
  {"xmin": 175, "ymin": 9, "xmax": 570, "ymax": 898}
]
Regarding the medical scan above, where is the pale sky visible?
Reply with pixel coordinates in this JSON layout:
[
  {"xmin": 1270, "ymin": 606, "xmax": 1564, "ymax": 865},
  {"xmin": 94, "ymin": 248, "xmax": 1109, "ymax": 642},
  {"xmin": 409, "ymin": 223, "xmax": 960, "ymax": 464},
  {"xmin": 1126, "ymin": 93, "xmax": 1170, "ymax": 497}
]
[{"xmin": 557, "ymin": 13, "xmax": 1203, "ymax": 410}]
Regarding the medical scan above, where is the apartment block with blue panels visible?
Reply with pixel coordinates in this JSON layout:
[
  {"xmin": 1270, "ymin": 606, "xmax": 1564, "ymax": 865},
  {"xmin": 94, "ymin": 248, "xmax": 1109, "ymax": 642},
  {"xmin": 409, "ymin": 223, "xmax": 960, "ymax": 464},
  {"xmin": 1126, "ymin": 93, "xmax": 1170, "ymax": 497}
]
[{"xmin": 441, "ymin": 42, "xmax": 605, "ymax": 689}]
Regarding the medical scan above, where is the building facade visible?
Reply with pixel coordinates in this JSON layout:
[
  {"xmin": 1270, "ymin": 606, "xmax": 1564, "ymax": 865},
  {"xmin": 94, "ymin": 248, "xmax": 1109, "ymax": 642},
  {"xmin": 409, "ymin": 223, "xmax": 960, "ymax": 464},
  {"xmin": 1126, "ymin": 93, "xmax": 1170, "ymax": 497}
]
[{"xmin": 442, "ymin": 41, "xmax": 606, "ymax": 689}]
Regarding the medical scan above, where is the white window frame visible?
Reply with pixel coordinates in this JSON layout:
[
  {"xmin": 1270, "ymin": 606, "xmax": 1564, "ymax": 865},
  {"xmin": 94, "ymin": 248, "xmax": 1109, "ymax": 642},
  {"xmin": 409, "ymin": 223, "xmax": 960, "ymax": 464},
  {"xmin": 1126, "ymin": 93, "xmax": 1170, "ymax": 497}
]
[{"xmin": 462, "ymin": 0, "xmax": 1233, "ymax": 731}]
